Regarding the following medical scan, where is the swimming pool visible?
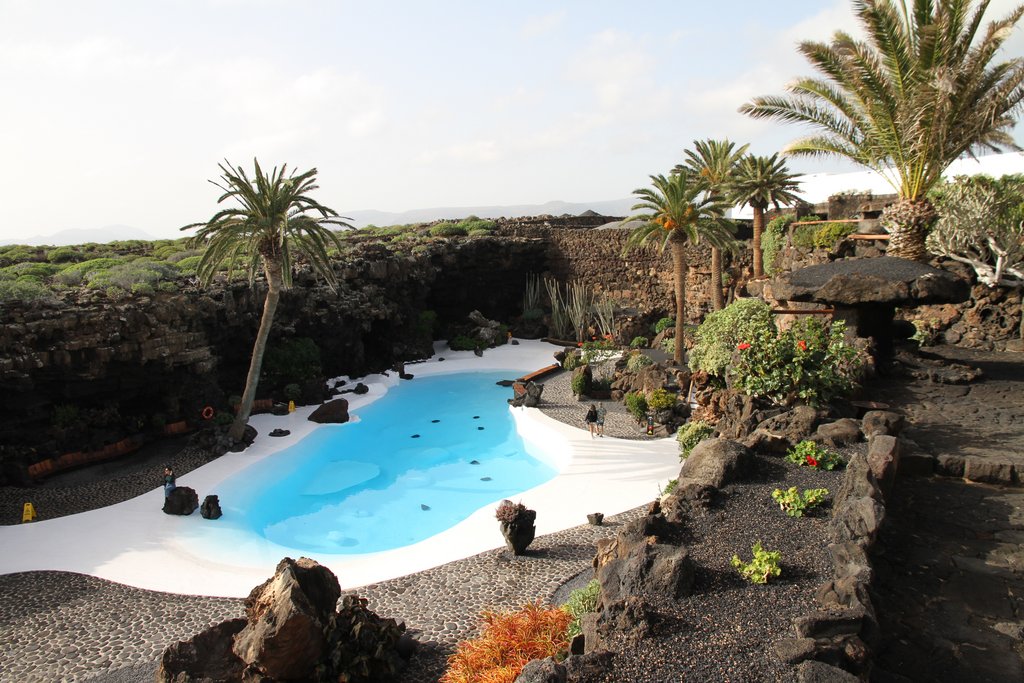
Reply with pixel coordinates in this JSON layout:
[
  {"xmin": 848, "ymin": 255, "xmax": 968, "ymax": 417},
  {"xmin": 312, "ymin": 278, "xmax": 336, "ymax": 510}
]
[{"xmin": 213, "ymin": 370, "xmax": 558, "ymax": 554}]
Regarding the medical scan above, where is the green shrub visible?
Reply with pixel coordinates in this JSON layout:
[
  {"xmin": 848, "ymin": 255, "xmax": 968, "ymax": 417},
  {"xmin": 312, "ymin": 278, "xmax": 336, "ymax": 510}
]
[
  {"xmin": 46, "ymin": 247, "xmax": 81, "ymax": 264},
  {"xmin": 731, "ymin": 541, "xmax": 782, "ymax": 584},
  {"xmin": 771, "ymin": 487, "xmax": 829, "ymax": 517},
  {"xmin": 731, "ymin": 317, "xmax": 863, "ymax": 407},
  {"xmin": 52, "ymin": 404, "xmax": 81, "ymax": 429},
  {"xmin": 624, "ymin": 392, "xmax": 648, "ymax": 421},
  {"xmin": 562, "ymin": 350, "xmax": 582, "ymax": 371},
  {"xmin": 263, "ymin": 337, "xmax": 322, "ymax": 385},
  {"xmin": 762, "ymin": 214, "xmax": 797, "ymax": 276},
  {"xmin": 1, "ymin": 262, "xmax": 60, "ymax": 281},
  {"xmin": 661, "ymin": 478, "xmax": 678, "ymax": 496},
  {"xmin": 0, "ymin": 245, "xmax": 37, "ymax": 267},
  {"xmin": 104, "ymin": 286, "xmax": 128, "ymax": 300},
  {"xmin": 791, "ymin": 223, "xmax": 819, "ymax": 249},
  {"xmin": 284, "ymin": 383, "xmax": 302, "ymax": 401},
  {"xmin": 0, "ymin": 279, "xmax": 55, "ymax": 302},
  {"xmin": 786, "ymin": 440, "xmax": 845, "ymax": 470},
  {"xmin": 213, "ymin": 411, "xmax": 234, "ymax": 426},
  {"xmin": 647, "ymin": 388, "xmax": 677, "ymax": 411},
  {"xmin": 570, "ymin": 369, "xmax": 588, "ymax": 396},
  {"xmin": 630, "ymin": 335, "xmax": 649, "ymax": 348},
  {"xmin": 417, "ymin": 310, "xmax": 437, "ymax": 339},
  {"xmin": 562, "ymin": 580, "xmax": 601, "ymax": 639},
  {"xmin": 175, "ymin": 254, "xmax": 203, "ymax": 275},
  {"xmin": 654, "ymin": 317, "xmax": 675, "ymax": 334},
  {"xmin": 689, "ymin": 298, "xmax": 774, "ymax": 377},
  {"xmin": 130, "ymin": 282, "xmax": 155, "ymax": 296},
  {"xmin": 429, "ymin": 222, "xmax": 468, "ymax": 237},
  {"xmin": 661, "ymin": 337, "xmax": 675, "ymax": 356},
  {"xmin": 813, "ymin": 221, "xmax": 857, "ymax": 248},
  {"xmin": 676, "ymin": 420, "xmax": 714, "ymax": 459},
  {"xmin": 157, "ymin": 281, "xmax": 178, "ymax": 293},
  {"xmin": 85, "ymin": 259, "xmax": 180, "ymax": 290},
  {"xmin": 626, "ymin": 351, "xmax": 654, "ymax": 372},
  {"xmin": 55, "ymin": 257, "xmax": 121, "ymax": 286},
  {"xmin": 167, "ymin": 248, "xmax": 202, "ymax": 263},
  {"xmin": 448, "ymin": 334, "xmax": 480, "ymax": 351}
]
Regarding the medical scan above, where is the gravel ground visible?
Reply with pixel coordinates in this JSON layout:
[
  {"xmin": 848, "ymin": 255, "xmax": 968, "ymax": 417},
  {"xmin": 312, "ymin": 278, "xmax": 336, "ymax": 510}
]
[{"xmin": 0, "ymin": 361, "xmax": 842, "ymax": 683}]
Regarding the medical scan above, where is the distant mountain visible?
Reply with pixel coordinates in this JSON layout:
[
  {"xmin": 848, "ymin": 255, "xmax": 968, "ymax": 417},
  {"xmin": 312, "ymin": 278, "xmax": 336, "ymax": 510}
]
[
  {"xmin": 339, "ymin": 198, "xmax": 635, "ymax": 228},
  {"xmin": 0, "ymin": 225, "xmax": 159, "ymax": 247}
]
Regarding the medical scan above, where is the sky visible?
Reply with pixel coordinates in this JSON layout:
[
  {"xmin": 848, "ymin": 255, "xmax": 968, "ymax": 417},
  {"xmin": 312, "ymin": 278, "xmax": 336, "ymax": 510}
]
[{"xmin": 2, "ymin": 0, "xmax": 1023, "ymax": 242}]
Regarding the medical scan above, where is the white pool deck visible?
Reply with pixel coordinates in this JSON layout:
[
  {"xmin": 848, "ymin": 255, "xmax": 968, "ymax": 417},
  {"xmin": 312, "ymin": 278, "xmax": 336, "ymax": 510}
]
[{"xmin": 0, "ymin": 340, "xmax": 680, "ymax": 598}]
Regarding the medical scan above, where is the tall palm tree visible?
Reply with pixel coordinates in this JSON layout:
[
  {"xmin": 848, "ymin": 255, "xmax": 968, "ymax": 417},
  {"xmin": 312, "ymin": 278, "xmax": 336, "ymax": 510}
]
[
  {"xmin": 183, "ymin": 159, "xmax": 351, "ymax": 441},
  {"xmin": 625, "ymin": 171, "xmax": 734, "ymax": 365},
  {"xmin": 676, "ymin": 139, "xmax": 749, "ymax": 309},
  {"xmin": 740, "ymin": 0, "xmax": 1024, "ymax": 261},
  {"xmin": 730, "ymin": 153, "xmax": 802, "ymax": 278}
]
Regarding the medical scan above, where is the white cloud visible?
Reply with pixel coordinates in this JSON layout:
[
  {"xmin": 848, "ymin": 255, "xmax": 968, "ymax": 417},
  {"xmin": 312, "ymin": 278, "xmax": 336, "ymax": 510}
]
[{"xmin": 520, "ymin": 10, "xmax": 567, "ymax": 39}]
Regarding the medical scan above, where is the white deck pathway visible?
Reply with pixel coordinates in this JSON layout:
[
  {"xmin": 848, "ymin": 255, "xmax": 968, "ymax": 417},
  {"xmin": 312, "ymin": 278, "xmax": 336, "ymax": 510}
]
[{"xmin": 0, "ymin": 340, "xmax": 680, "ymax": 598}]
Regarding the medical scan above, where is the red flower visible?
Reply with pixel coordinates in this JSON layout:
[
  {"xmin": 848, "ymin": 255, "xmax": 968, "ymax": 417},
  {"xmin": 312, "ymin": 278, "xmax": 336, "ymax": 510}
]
[
  {"xmin": 806, "ymin": 455, "xmax": 818, "ymax": 468},
  {"xmin": 737, "ymin": 342, "xmax": 751, "ymax": 351},
  {"xmin": 797, "ymin": 340, "xmax": 808, "ymax": 351}
]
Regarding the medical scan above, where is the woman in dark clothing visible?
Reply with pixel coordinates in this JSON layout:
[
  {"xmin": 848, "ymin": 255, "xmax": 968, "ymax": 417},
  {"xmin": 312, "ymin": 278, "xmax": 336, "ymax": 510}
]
[
  {"xmin": 163, "ymin": 465, "xmax": 176, "ymax": 498},
  {"xmin": 584, "ymin": 404, "xmax": 598, "ymax": 438}
]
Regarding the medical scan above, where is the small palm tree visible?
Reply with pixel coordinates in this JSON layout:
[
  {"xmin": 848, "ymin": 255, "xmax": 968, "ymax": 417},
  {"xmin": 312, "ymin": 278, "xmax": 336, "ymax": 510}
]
[
  {"xmin": 676, "ymin": 139, "xmax": 749, "ymax": 309},
  {"xmin": 183, "ymin": 159, "xmax": 352, "ymax": 441},
  {"xmin": 740, "ymin": 0, "xmax": 1024, "ymax": 261},
  {"xmin": 625, "ymin": 172, "xmax": 734, "ymax": 364},
  {"xmin": 730, "ymin": 153, "xmax": 802, "ymax": 278}
]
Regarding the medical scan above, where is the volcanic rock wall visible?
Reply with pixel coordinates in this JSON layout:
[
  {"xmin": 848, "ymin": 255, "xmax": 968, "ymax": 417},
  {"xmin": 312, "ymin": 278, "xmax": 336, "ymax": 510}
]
[{"xmin": 0, "ymin": 237, "xmax": 547, "ymax": 468}]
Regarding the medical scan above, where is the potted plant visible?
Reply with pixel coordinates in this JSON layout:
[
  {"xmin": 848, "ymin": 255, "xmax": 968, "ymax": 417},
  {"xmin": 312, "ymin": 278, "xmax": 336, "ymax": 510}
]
[{"xmin": 495, "ymin": 499, "xmax": 536, "ymax": 555}]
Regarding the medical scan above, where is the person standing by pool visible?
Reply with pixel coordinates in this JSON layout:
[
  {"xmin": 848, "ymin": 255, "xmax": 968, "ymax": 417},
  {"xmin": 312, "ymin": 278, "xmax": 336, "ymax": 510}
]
[
  {"xmin": 584, "ymin": 404, "xmax": 598, "ymax": 438},
  {"xmin": 163, "ymin": 465, "xmax": 176, "ymax": 498},
  {"xmin": 596, "ymin": 403, "xmax": 607, "ymax": 437}
]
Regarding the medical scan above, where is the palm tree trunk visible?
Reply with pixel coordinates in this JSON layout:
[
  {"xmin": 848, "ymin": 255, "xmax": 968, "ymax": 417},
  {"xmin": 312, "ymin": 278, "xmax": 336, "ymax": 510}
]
[
  {"xmin": 710, "ymin": 247, "xmax": 724, "ymax": 310},
  {"xmin": 669, "ymin": 237, "xmax": 688, "ymax": 365},
  {"xmin": 229, "ymin": 260, "xmax": 282, "ymax": 442},
  {"xmin": 882, "ymin": 198, "xmax": 937, "ymax": 261},
  {"xmin": 752, "ymin": 205, "xmax": 766, "ymax": 278}
]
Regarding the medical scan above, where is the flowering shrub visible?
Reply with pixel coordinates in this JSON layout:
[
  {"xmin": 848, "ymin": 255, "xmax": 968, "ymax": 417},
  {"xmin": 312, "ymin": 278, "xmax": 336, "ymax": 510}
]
[
  {"xmin": 771, "ymin": 486, "xmax": 829, "ymax": 517},
  {"xmin": 688, "ymin": 298, "xmax": 774, "ymax": 377},
  {"xmin": 441, "ymin": 602, "xmax": 572, "ymax": 683},
  {"xmin": 731, "ymin": 317, "xmax": 863, "ymax": 407},
  {"xmin": 676, "ymin": 420, "xmax": 715, "ymax": 460},
  {"xmin": 731, "ymin": 541, "xmax": 782, "ymax": 584},
  {"xmin": 495, "ymin": 500, "xmax": 528, "ymax": 524},
  {"xmin": 786, "ymin": 440, "xmax": 845, "ymax": 471}
]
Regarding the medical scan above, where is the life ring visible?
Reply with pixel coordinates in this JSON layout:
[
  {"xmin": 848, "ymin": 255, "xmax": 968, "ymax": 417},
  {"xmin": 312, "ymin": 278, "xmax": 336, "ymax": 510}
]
[{"xmin": 201, "ymin": 406, "xmax": 215, "ymax": 420}]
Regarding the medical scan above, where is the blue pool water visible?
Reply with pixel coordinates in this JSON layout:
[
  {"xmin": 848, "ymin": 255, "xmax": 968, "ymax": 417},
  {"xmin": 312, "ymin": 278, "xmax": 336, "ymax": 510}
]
[{"xmin": 215, "ymin": 371, "xmax": 558, "ymax": 554}]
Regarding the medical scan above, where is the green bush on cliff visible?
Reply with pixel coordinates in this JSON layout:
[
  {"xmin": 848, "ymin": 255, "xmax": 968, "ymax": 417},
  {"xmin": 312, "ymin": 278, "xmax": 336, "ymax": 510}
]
[
  {"xmin": 262, "ymin": 337, "xmax": 322, "ymax": 386},
  {"xmin": 812, "ymin": 222, "xmax": 857, "ymax": 248},
  {"xmin": 54, "ymin": 258, "xmax": 121, "ymax": 286},
  {"xmin": 85, "ymin": 259, "xmax": 180, "ymax": 290},
  {"xmin": 0, "ymin": 280, "xmax": 55, "ymax": 302}
]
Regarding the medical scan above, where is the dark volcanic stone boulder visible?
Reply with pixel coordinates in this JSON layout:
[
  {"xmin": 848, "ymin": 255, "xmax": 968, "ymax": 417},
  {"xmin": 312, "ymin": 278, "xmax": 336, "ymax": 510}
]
[
  {"xmin": 200, "ymin": 494, "xmax": 222, "ymax": 520},
  {"xmin": 772, "ymin": 257, "xmax": 970, "ymax": 306},
  {"xmin": 680, "ymin": 438, "xmax": 752, "ymax": 488},
  {"xmin": 163, "ymin": 486, "xmax": 199, "ymax": 516},
  {"xmin": 515, "ymin": 657, "xmax": 567, "ymax": 683},
  {"xmin": 308, "ymin": 398, "xmax": 350, "ymax": 424},
  {"xmin": 595, "ymin": 514, "xmax": 693, "ymax": 603},
  {"xmin": 232, "ymin": 557, "xmax": 342, "ymax": 680},
  {"xmin": 156, "ymin": 617, "xmax": 247, "ymax": 682}
]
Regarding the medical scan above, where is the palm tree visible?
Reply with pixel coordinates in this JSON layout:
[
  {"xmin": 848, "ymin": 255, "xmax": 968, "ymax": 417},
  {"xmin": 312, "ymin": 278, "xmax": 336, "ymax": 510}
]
[
  {"xmin": 625, "ymin": 171, "xmax": 734, "ymax": 364},
  {"xmin": 183, "ymin": 159, "xmax": 352, "ymax": 441},
  {"xmin": 740, "ymin": 0, "xmax": 1024, "ymax": 261},
  {"xmin": 730, "ymin": 153, "xmax": 802, "ymax": 278},
  {"xmin": 676, "ymin": 139, "xmax": 749, "ymax": 309}
]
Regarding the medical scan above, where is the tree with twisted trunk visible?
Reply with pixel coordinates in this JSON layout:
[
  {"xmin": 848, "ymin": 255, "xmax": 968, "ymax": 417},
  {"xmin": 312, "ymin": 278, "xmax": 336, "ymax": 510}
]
[
  {"xmin": 740, "ymin": 0, "xmax": 1024, "ymax": 261},
  {"xmin": 676, "ymin": 139, "xmax": 748, "ymax": 308},
  {"xmin": 624, "ymin": 172, "xmax": 734, "ymax": 365},
  {"xmin": 730, "ymin": 153, "xmax": 802, "ymax": 278},
  {"xmin": 183, "ymin": 160, "xmax": 351, "ymax": 442}
]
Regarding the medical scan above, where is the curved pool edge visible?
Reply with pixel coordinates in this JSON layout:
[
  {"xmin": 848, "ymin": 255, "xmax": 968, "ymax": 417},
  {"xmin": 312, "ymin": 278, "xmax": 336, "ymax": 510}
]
[{"xmin": 0, "ymin": 340, "xmax": 681, "ymax": 597}]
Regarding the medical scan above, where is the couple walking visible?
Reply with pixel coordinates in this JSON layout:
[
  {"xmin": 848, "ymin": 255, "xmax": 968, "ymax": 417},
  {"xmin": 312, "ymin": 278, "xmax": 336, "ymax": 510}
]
[{"xmin": 584, "ymin": 403, "xmax": 606, "ymax": 438}]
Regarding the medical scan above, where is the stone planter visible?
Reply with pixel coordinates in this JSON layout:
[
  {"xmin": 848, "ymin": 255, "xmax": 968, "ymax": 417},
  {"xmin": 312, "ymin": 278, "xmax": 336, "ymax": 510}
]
[{"xmin": 499, "ymin": 511, "xmax": 537, "ymax": 555}]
